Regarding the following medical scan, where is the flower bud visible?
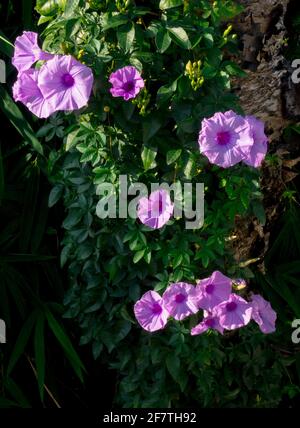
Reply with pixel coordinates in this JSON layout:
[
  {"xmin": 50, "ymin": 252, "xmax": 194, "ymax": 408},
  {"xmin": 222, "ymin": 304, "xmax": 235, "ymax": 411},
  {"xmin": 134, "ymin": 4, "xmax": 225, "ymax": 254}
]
[{"xmin": 223, "ymin": 25, "xmax": 233, "ymax": 37}]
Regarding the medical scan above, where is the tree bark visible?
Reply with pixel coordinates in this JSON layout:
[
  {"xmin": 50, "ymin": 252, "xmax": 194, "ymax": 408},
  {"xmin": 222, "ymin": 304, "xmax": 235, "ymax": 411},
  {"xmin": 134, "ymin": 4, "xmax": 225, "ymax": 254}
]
[
  {"xmin": 233, "ymin": 0, "xmax": 295, "ymax": 143},
  {"xmin": 230, "ymin": 0, "xmax": 300, "ymax": 269}
]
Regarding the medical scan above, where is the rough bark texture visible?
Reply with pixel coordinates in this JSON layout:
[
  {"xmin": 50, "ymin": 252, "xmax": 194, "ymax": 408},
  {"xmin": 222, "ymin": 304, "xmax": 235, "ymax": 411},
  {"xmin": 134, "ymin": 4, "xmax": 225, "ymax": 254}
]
[
  {"xmin": 230, "ymin": 0, "xmax": 300, "ymax": 269},
  {"xmin": 233, "ymin": 0, "xmax": 291, "ymax": 142}
]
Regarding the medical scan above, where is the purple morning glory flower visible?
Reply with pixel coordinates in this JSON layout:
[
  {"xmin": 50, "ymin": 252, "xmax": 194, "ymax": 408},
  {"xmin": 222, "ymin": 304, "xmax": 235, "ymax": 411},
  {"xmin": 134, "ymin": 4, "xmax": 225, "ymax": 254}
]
[
  {"xmin": 109, "ymin": 66, "xmax": 144, "ymax": 101},
  {"xmin": 162, "ymin": 282, "xmax": 199, "ymax": 321},
  {"xmin": 191, "ymin": 312, "xmax": 224, "ymax": 335},
  {"xmin": 198, "ymin": 110, "xmax": 253, "ymax": 168},
  {"xmin": 214, "ymin": 293, "xmax": 253, "ymax": 330},
  {"xmin": 196, "ymin": 271, "xmax": 232, "ymax": 311},
  {"xmin": 250, "ymin": 294, "xmax": 276, "ymax": 334},
  {"xmin": 137, "ymin": 189, "xmax": 174, "ymax": 229},
  {"xmin": 12, "ymin": 31, "xmax": 53, "ymax": 73},
  {"xmin": 134, "ymin": 290, "xmax": 169, "ymax": 332},
  {"xmin": 13, "ymin": 69, "xmax": 55, "ymax": 118},
  {"xmin": 243, "ymin": 116, "xmax": 268, "ymax": 168},
  {"xmin": 38, "ymin": 55, "xmax": 94, "ymax": 113}
]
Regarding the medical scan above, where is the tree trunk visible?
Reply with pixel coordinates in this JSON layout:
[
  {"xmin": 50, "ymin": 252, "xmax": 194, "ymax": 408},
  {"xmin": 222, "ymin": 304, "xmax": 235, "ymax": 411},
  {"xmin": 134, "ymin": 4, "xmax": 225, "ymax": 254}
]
[
  {"xmin": 230, "ymin": 0, "xmax": 300, "ymax": 269},
  {"xmin": 233, "ymin": 0, "xmax": 297, "ymax": 142}
]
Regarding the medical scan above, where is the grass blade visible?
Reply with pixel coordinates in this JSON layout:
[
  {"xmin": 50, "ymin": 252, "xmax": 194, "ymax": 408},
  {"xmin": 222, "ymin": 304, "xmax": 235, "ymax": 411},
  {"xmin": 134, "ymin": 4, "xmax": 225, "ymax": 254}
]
[
  {"xmin": 7, "ymin": 310, "xmax": 37, "ymax": 375},
  {"xmin": 45, "ymin": 308, "xmax": 85, "ymax": 382},
  {"xmin": 0, "ymin": 86, "xmax": 44, "ymax": 155},
  {"xmin": 34, "ymin": 312, "xmax": 46, "ymax": 402},
  {"xmin": 0, "ymin": 31, "xmax": 14, "ymax": 57}
]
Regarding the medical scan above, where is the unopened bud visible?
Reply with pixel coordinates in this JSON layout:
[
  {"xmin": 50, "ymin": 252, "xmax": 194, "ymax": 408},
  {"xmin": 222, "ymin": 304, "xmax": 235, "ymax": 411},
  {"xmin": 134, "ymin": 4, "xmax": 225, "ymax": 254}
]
[
  {"xmin": 185, "ymin": 60, "xmax": 193, "ymax": 74},
  {"xmin": 223, "ymin": 25, "xmax": 233, "ymax": 37}
]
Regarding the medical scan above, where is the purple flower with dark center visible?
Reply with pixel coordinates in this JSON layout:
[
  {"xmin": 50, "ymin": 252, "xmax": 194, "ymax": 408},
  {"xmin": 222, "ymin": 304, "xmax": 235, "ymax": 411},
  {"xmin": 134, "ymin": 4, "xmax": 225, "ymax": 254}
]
[
  {"xmin": 109, "ymin": 66, "xmax": 144, "ymax": 101},
  {"xmin": 12, "ymin": 31, "xmax": 53, "ymax": 73},
  {"xmin": 191, "ymin": 312, "xmax": 224, "ymax": 335},
  {"xmin": 198, "ymin": 110, "xmax": 253, "ymax": 168},
  {"xmin": 196, "ymin": 271, "xmax": 232, "ymax": 311},
  {"xmin": 37, "ymin": 55, "xmax": 94, "ymax": 112},
  {"xmin": 134, "ymin": 290, "xmax": 169, "ymax": 332},
  {"xmin": 162, "ymin": 282, "xmax": 199, "ymax": 321},
  {"xmin": 250, "ymin": 294, "xmax": 276, "ymax": 334},
  {"xmin": 13, "ymin": 69, "xmax": 55, "ymax": 118},
  {"xmin": 214, "ymin": 293, "xmax": 253, "ymax": 330},
  {"xmin": 243, "ymin": 116, "xmax": 268, "ymax": 168},
  {"xmin": 137, "ymin": 189, "xmax": 174, "ymax": 229}
]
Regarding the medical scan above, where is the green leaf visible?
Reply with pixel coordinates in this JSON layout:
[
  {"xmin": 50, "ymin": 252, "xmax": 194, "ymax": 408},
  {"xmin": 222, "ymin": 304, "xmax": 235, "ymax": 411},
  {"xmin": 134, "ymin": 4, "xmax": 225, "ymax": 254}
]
[
  {"xmin": 144, "ymin": 250, "xmax": 152, "ymax": 264},
  {"xmin": 203, "ymin": 33, "xmax": 214, "ymax": 48},
  {"xmin": 19, "ymin": 164, "xmax": 40, "ymax": 252},
  {"xmin": 159, "ymin": 0, "xmax": 183, "ymax": 9},
  {"xmin": 155, "ymin": 28, "xmax": 172, "ymax": 53},
  {"xmin": 141, "ymin": 146, "xmax": 157, "ymax": 171},
  {"xmin": 64, "ymin": 0, "xmax": 80, "ymax": 17},
  {"xmin": 167, "ymin": 149, "xmax": 182, "ymax": 165},
  {"xmin": 65, "ymin": 128, "xmax": 80, "ymax": 151},
  {"xmin": 4, "ymin": 379, "xmax": 31, "ymax": 408},
  {"xmin": 133, "ymin": 249, "xmax": 145, "ymax": 264},
  {"xmin": 34, "ymin": 313, "xmax": 46, "ymax": 401},
  {"xmin": 48, "ymin": 185, "xmax": 64, "ymax": 207},
  {"xmin": 223, "ymin": 61, "xmax": 247, "ymax": 77},
  {"xmin": 252, "ymin": 199, "xmax": 266, "ymax": 226},
  {"xmin": 167, "ymin": 26, "xmax": 191, "ymax": 49},
  {"xmin": 102, "ymin": 13, "xmax": 128, "ymax": 31},
  {"xmin": 0, "ymin": 86, "xmax": 44, "ymax": 155},
  {"xmin": 62, "ymin": 209, "xmax": 83, "ymax": 229},
  {"xmin": 0, "ymin": 31, "xmax": 14, "ymax": 57},
  {"xmin": 0, "ymin": 254, "xmax": 55, "ymax": 263},
  {"xmin": 201, "ymin": 251, "xmax": 210, "ymax": 268},
  {"xmin": 45, "ymin": 308, "xmax": 85, "ymax": 382},
  {"xmin": 157, "ymin": 79, "xmax": 178, "ymax": 104},
  {"xmin": 30, "ymin": 189, "xmax": 49, "ymax": 253},
  {"xmin": 143, "ymin": 114, "xmax": 163, "ymax": 143},
  {"xmin": 35, "ymin": 0, "xmax": 66, "ymax": 16},
  {"xmin": 117, "ymin": 23, "xmax": 135, "ymax": 53},
  {"xmin": 7, "ymin": 311, "xmax": 37, "ymax": 375},
  {"xmin": 166, "ymin": 354, "xmax": 180, "ymax": 382}
]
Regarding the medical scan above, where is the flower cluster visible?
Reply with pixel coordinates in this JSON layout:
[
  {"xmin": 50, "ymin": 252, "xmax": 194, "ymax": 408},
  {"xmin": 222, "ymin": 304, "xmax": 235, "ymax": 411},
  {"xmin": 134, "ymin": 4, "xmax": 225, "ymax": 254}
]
[
  {"xmin": 134, "ymin": 271, "xmax": 276, "ymax": 335},
  {"xmin": 198, "ymin": 111, "xmax": 268, "ymax": 168},
  {"xmin": 12, "ymin": 33, "xmax": 144, "ymax": 118},
  {"xmin": 12, "ymin": 32, "xmax": 94, "ymax": 118}
]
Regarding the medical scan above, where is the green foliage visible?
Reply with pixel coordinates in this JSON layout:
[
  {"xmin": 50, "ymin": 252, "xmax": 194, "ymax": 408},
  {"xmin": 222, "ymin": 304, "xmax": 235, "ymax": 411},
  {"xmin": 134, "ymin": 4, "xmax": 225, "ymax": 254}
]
[
  {"xmin": 4, "ymin": 0, "xmax": 296, "ymax": 408},
  {"xmin": 0, "ymin": 7, "xmax": 85, "ymax": 405},
  {"xmin": 0, "ymin": 124, "xmax": 85, "ymax": 406}
]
